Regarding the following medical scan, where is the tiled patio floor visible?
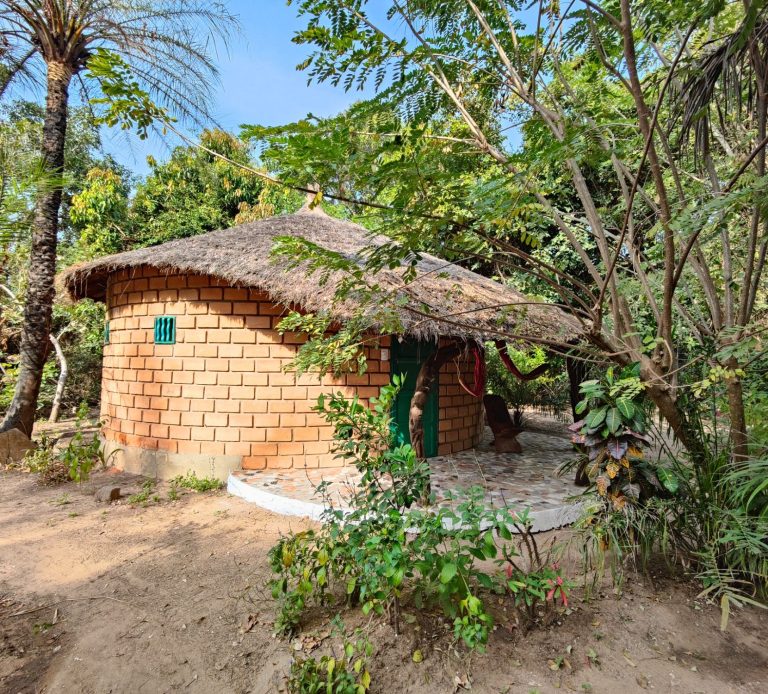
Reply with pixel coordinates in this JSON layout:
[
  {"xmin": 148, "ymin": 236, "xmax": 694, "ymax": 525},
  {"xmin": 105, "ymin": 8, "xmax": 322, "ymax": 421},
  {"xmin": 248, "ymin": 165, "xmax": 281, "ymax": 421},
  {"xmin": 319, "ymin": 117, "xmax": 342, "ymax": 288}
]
[{"xmin": 228, "ymin": 411, "xmax": 586, "ymax": 531}]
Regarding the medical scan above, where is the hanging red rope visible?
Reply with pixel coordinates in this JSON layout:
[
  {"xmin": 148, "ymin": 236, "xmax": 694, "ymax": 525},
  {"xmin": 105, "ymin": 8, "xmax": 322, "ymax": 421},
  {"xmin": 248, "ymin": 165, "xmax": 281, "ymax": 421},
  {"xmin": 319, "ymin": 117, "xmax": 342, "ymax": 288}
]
[
  {"xmin": 458, "ymin": 342, "xmax": 486, "ymax": 398},
  {"xmin": 495, "ymin": 341, "xmax": 549, "ymax": 381}
]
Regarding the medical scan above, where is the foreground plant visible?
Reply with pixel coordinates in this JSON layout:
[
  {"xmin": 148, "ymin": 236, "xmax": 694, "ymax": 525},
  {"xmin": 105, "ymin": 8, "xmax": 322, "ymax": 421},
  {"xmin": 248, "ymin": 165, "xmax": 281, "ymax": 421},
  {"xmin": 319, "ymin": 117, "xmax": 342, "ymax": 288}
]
[
  {"xmin": 288, "ymin": 621, "xmax": 372, "ymax": 694},
  {"xmin": 269, "ymin": 380, "xmax": 570, "ymax": 654},
  {"xmin": 572, "ymin": 367, "xmax": 768, "ymax": 624},
  {"xmin": 570, "ymin": 364, "xmax": 676, "ymax": 509},
  {"xmin": 21, "ymin": 403, "xmax": 109, "ymax": 484}
]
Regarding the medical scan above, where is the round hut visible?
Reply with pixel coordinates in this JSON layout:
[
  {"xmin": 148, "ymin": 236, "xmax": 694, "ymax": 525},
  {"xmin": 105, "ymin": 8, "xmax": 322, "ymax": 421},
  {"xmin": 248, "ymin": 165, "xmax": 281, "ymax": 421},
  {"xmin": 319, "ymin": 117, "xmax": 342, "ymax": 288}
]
[{"xmin": 62, "ymin": 206, "xmax": 580, "ymax": 481}]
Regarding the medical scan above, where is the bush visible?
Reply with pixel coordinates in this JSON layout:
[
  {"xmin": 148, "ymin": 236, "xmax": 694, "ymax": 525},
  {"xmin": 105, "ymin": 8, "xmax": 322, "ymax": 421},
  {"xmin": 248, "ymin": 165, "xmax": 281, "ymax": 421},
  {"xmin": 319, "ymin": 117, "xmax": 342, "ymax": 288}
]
[
  {"xmin": 171, "ymin": 471, "xmax": 224, "ymax": 492},
  {"xmin": 269, "ymin": 378, "xmax": 571, "ymax": 653},
  {"xmin": 21, "ymin": 404, "xmax": 108, "ymax": 485},
  {"xmin": 288, "ymin": 624, "xmax": 372, "ymax": 694},
  {"xmin": 572, "ymin": 367, "xmax": 768, "ymax": 625}
]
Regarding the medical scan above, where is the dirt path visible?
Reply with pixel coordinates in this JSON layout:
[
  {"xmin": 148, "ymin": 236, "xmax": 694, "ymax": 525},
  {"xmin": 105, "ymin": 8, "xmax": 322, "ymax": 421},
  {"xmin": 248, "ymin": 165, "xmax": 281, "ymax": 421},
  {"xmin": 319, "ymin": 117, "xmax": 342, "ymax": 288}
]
[{"xmin": 1, "ymin": 468, "xmax": 766, "ymax": 693}]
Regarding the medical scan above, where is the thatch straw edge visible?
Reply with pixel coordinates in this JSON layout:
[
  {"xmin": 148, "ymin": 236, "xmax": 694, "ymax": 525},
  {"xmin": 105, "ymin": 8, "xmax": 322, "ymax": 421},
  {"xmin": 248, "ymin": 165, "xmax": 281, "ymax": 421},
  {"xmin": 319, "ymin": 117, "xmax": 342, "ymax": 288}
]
[{"xmin": 61, "ymin": 210, "xmax": 583, "ymax": 345}]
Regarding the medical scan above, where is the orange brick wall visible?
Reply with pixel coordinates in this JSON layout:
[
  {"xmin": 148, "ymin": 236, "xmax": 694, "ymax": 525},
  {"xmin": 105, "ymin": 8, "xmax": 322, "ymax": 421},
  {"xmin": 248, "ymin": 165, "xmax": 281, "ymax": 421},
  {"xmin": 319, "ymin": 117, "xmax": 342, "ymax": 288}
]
[
  {"xmin": 101, "ymin": 266, "xmax": 482, "ymax": 472},
  {"xmin": 436, "ymin": 345, "xmax": 484, "ymax": 455}
]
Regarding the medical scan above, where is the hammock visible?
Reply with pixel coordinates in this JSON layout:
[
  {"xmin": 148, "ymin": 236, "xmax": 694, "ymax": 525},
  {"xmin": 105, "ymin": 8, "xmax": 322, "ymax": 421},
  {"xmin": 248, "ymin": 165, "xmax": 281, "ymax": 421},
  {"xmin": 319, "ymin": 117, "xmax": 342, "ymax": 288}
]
[
  {"xmin": 494, "ymin": 340, "xmax": 549, "ymax": 381},
  {"xmin": 457, "ymin": 342, "xmax": 486, "ymax": 398}
]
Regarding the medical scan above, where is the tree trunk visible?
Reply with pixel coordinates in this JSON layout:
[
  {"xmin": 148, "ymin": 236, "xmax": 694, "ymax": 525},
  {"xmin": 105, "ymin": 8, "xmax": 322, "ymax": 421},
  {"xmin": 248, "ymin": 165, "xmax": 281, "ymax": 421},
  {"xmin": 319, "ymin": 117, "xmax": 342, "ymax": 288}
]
[
  {"xmin": 48, "ymin": 332, "xmax": 68, "ymax": 423},
  {"xmin": 0, "ymin": 62, "xmax": 71, "ymax": 436},
  {"xmin": 408, "ymin": 344, "xmax": 461, "ymax": 459},
  {"xmin": 644, "ymin": 381, "xmax": 708, "ymax": 467},
  {"xmin": 725, "ymin": 358, "xmax": 749, "ymax": 462},
  {"xmin": 565, "ymin": 356, "xmax": 586, "ymax": 422}
]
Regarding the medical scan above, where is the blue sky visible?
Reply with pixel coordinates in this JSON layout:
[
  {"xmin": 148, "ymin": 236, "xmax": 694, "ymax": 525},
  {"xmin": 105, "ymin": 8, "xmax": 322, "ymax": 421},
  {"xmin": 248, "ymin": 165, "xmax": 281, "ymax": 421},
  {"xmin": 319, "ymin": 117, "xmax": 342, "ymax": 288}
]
[{"xmin": 102, "ymin": 0, "xmax": 365, "ymax": 175}]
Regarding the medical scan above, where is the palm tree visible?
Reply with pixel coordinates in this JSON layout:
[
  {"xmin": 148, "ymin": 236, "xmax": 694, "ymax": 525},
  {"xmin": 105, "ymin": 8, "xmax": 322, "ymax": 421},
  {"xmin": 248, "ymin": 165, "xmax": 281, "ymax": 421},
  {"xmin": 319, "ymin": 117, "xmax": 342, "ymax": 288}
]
[{"xmin": 0, "ymin": 1, "xmax": 235, "ymax": 435}]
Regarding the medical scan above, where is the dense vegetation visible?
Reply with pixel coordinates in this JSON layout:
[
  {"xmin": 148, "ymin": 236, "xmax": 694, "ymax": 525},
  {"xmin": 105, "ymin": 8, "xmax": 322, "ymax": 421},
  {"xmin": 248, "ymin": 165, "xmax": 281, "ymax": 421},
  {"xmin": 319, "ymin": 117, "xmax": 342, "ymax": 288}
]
[{"xmin": 2, "ymin": 0, "xmax": 768, "ymax": 689}]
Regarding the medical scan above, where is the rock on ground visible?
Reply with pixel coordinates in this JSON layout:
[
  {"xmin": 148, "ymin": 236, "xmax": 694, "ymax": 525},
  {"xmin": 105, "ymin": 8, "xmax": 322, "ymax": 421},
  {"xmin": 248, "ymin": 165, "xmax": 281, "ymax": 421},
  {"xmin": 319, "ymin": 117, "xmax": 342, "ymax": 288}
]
[{"xmin": 0, "ymin": 428, "xmax": 35, "ymax": 465}]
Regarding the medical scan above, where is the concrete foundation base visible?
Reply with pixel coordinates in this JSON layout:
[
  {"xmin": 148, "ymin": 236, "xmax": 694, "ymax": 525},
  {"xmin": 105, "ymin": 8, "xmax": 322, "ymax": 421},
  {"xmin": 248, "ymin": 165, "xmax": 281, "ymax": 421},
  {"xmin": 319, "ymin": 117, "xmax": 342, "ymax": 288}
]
[{"xmin": 102, "ymin": 439, "xmax": 241, "ymax": 482}]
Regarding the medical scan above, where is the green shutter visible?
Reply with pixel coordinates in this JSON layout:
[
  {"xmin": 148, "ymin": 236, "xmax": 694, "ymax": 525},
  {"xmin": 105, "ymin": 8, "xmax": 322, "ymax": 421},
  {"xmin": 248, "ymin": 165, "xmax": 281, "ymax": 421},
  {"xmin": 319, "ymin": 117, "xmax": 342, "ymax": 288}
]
[
  {"xmin": 154, "ymin": 316, "xmax": 176, "ymax": 344},
  {"xmin": 390, "ymin": 339, "xmax": 439, "ymax": 457},
  {"xmin": 103, "ymin": 321, "xmax": 110, "ymax": 344}
]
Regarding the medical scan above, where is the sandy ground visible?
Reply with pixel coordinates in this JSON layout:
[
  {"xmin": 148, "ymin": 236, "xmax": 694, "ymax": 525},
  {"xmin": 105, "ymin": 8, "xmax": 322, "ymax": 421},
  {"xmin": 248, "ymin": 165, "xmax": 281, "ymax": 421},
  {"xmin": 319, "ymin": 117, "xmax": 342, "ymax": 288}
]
[{"xmin": 1, "ymin": 467, "xmax": 767, "ymax": 694}]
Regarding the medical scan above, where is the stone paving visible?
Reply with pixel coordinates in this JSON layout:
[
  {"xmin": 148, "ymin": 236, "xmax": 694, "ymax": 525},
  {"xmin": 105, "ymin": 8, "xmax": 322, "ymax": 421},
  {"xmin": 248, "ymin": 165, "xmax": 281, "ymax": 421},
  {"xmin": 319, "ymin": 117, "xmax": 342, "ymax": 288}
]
[{"xmin": 228, "ymin": 411, "xmax": 585, "ymax": 529}]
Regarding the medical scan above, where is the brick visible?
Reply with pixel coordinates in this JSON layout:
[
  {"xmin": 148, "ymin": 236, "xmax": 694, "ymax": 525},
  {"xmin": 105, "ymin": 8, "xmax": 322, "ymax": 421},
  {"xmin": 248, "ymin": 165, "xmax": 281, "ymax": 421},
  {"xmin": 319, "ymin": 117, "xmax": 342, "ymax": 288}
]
[
  {"xmin": 215, "ymin": 428, "xmax": 240, "ymax": 442},
  {"xmin": 252, "ymin": 413, "xmax": 280, "ymax": 428},
  {"xmin": 196, "ymin": 315, "xmax": 219, "ymax": 328},
  {"xmin": 190, "ymin": 426, "xmax": 215, "ymax": 441},
  {"xmin": 160, "ymin": 410, "xmax": 181, "ymax": 425},
  {"xmin": 204, "ymin": 412, "xmax": 228, "ymax": 427},
  {"xmin": 214, "ymin": 400, "xmax": 241, "ymax": 413},
  {"xmin": 200, "ymin": 288, "xmax": 223, "ymax": 300},
  {"xmin": 241, "ymin": 456, "xmax": 267, "ymax": 470},
  {"xmin": 266, "ymin": 428, "xmax": 293, "ymax": 442},
  {"xmin": 177, "ymin": 440, "xmax": 202, "ymax": 455},
  {"xmin": 166, "ymin": 276, "xmax": 186, "ymax": 289},
  {"xmin": 206, "ymin": 329, "xmax": 232, "ymax": 343},
  {"xmin": 219, "ymin": 314, "xmax": 246, "ymax": 329},
  {"xmin": 241, "ymin": 400, "xmax": 268, "ymax": 414},
  {"xmin": 169, "ymin": 425, "xmax": 191, "ymax": 440},
  {"xmin": 233, "ymin": 302, "xmax": 258, "ymax": 315},
  {"xmin": 218, "ymin": 372, "xmax": 243, "ymax": 386},
  {"xmin": 245, "ymin": 316, "xmax": 271, "ymax": 330},
  {"xmin": 205, "ymin": 385, "xmax": 229, "ymax": 399},
  {"xmin": 172, "ymin": 370, "xmax": 194, "ymax": 384},
  {"xmin": 241, "ymin": 428, "xmax": 267, "ymax": 442},
  {"xmin": 229, "ymin": 413, "xmax": 253, "ymax": 427},
  {"xmin": 149, "ymin": 397, "xmax": 169, "ymax": 411},
  {"xmin": 150, "ymin": 423, "xmax": 169, "ymax": 438},
  {"xmin": 294, "ymin": 428, "xmax": 319, "ymax": 442},
  {"xmin": 224, "ymin": 288, "xmax": 248, "ymax": 301},
  {"xmin": 231, "ymin": 330, "xmax": 257, "ymax": 344},
  {"xmin": 218, "ymin": 344, "xmax": 243, "ymax": 358},
  {"xmin": 225, "ymin": 442, "xmax": 252, "ymax": 456},
  {"xmin": 195, "ymin": 344, "xmax": 218, "ymax": 358},
  {"xmin": 242, "ymin": 373, "xmax": 269, "ymax": 386},
  {"xmin": 178, "ymin": 288, "xmax": 199, "ymax": 301},
  {"xmin": 200, "ymin": 441, "xmax": 226, "ymax": 455},
  {"xmin": 280, "ymin": 414, "xmax": 306, "ymax": 427},
  {"xmin": 190, "ymin": 399, "xmax": 215, "ymax": 412},
  {"xmin": 249, "ymin": 443, "xmax": 278, "ymax": 457},
  {"xmin": 187, "ymin": 275, "xmax": 212, "ymax": 287},
  {"xmin": 230, "ymin": 386, "xmax": 255, "ymax": 399},
  {"xmin": 181, "ymin": 411, "xmax": 204, "ymax": 426}
]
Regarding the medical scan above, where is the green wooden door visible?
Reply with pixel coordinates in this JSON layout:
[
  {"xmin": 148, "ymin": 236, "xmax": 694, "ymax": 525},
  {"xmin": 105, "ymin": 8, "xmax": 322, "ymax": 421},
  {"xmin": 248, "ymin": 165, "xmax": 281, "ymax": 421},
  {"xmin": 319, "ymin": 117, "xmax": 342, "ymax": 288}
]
[{"xmin": 391, "ymin": 339, "xmax": 439, "ymax": 457}]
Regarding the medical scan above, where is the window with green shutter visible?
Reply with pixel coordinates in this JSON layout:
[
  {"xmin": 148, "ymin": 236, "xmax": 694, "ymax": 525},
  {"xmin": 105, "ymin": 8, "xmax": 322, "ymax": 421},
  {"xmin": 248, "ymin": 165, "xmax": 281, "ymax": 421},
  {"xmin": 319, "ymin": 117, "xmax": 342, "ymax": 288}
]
[
  {"xmin": 154, "ymin": 316, "xmax": 176, "ymax": 344},
  {"xmin": 103, "ymin": 321, "xmax": 110, "ymax": 344}
]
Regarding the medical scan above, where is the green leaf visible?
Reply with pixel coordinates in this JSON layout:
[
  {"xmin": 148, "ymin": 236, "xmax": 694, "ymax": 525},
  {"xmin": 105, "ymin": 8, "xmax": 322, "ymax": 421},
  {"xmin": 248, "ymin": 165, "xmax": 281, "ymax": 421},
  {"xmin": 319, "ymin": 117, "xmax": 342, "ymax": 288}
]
[
  {"xmin": 657, "ymin": 467, "xmax": 679, "ymax": 494},
  {"xmin": 585, "ymin": 407, "xmax": 606, "ymax": 429},
  {"xmin": 605, "ymin": 408, "xmax": 621, "ymax": 433},
  {"xmin": 440, "ymin": 562, "xmax": 458, "ymax": 584},
  {"xmin": 615, "ymin": 397, "xmax": 635, "ymax": 419}
]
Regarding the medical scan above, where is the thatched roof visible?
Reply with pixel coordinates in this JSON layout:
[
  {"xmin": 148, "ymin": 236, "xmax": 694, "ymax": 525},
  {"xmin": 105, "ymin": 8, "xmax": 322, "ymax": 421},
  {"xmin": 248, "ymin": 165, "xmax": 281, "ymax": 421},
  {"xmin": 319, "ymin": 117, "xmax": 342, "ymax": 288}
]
[{"xmin": 62, "ymin": 206, "xmax": 583, "ymax": 345}]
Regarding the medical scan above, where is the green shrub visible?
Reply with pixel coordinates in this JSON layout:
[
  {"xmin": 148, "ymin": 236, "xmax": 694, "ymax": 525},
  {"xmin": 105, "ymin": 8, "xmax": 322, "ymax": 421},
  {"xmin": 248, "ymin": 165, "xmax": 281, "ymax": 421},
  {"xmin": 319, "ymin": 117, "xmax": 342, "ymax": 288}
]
[
  {"xmin": 288, "ymin": 626, "xmax": 372, "ymax": 694},
  {"xmin": 23, "ymin": 434, "xmax": 70, "ymax": 486},
  {"xmin": 21, "ymin": 403, "xmax": 108, "ymax": 485},
  {"xmin": 127, "ymin": 479, "xmax": 158, "ymax": 505},
  {"xmin": 269, "ymin": 378, "xmax": 571, "ymax": 652},
  {"xmin": 171, "ymin": 471, "xmax": 224, "ymax": 492},
  {"xmin": 573, "ymin": 367, "xmax": 768, "ymax": 625}
]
